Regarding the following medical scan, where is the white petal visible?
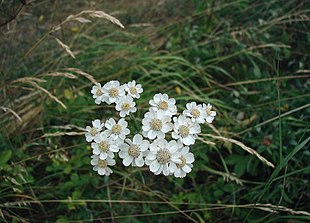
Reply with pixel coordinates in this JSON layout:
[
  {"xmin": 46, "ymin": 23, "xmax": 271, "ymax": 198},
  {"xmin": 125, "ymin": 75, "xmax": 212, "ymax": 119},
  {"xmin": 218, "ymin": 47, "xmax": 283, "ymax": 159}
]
[
  {"xmin": 119, "ymin": 151, "xmax": 128, "ymax": 158},
  {"xmin": 92, "ymin": 147, "xmax": 101, "ymax": 155},
  {"xmin": 135, "ymin": 157, "xmax": 144, "ymax": 167},
  {"xmin": 123, "ymin": 156, "xmax": 133, "ymax": 166},
  {"xmin": 150, "ymin": 161, "xmax": 160, "ymax": 172},
  {"xmin": 99, "ymin": 153, "xmax": 108, "ymax": 160},
  {"xmin": 184, "ymin": 153, "xmax": 195, "ymax": 163},
  {"xmin": 90, "ymin": 158, "xmax": 98, "ymax": 166},
  {"xmin": 98, "ymin": 168, "xmax": 106, "ymax": 175},
  {"xmin": 183, "ymin": 135, "xmax": 195, "ymax": 146},
  {"xmin": 169, "ymin": 162, "xmax": 177, "ymax": 173},
  {"xmin": 181, "ymin": 147, "xmax": 190, "ymax": 154},
  {"xmin": 163, "ymin": 164, "xmax": 170, "ymax": 176},
  {"xmin": 148, "ymin": 130, "xmax": 157, "ymax": 139},
  {"xmin": 109, "ymin": 145, "xmax": 119, "ymax": 152},
  {"xmin": 182, "ymin": 164, "xmax": 192, "ymax": 173}
]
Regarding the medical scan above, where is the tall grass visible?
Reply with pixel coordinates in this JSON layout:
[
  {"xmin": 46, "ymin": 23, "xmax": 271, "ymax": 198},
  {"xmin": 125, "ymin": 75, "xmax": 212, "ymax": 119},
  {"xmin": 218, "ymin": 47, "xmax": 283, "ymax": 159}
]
[{"xmin": 1, "ymin": 0, "xmax": 309, "ymax": 222}]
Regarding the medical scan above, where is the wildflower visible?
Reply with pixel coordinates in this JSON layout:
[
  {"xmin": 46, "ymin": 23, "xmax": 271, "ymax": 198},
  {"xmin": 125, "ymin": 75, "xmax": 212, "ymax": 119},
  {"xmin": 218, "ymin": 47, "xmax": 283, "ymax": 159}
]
[
  {"xmin": 124, "ymin": 80, "xmax": 143, "ymax": 99},
  {"xmin": 115, "ymin": 95, "xmax": 137, "ymax": 117},
  {"xmin": 170, "ymin": 145, "xmax": 194, "ymax": 178},
  {"xmin": 102, "ymin": 80, "xmax": 125, "ymax": 104},
  {"xmin": 104, "ymin": 118, "xmax": 130, "ymax": 141},
  {"xmin": 85, "ymin": 119, "xmax": 104, "ymax": 142},
  {"xmin": 149, "ymin": 93, "xmax": 177, "ymax": 116},
  {"xmin": 202, "ymin": 103, "xmax": 216, "ymax": 123},
  {"xmin": 91, "ymin": 154, "xmax": 115, "ymax": 176},
  {"xmin": 91, "ymin": 83, "xmax": 105, "ymax": 104},
  {"xmin": 91, "ymin": 132, "xmax": 119, "ymax": 159},
  {"xmin": 183, "ymin": 102, "xmax": 206, "ymax": 124},
  {"xmin": 142, "ymin": 110, "xmax": 173, "ymax": 139},
  {"xmin": 145, "ymin": 139, "xmax": 181, "ymax": 176},
  {"xmin": 119, "ymin": 134, "xmax": 149, "ymax": 167},
  {"xmin": 172, "ymin": 115, "xmax": 201, "ymax": 146}
]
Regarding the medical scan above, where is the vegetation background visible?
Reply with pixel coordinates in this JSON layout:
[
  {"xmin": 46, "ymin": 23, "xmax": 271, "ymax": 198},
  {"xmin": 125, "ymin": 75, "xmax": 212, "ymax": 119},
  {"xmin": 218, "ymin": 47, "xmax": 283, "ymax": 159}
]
[{"xmin": 0, "ymin": 0, "xmax": 310, "ymax": 222}]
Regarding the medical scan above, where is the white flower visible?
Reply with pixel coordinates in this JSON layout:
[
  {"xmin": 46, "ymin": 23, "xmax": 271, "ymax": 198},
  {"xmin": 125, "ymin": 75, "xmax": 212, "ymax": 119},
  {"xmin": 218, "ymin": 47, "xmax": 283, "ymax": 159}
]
[
  {"xmin": 104, "ymin": 118, "xmax": 130, "ymax": 142},
  {"xmin": 145, "ymin": 139, "xmax": 181, "ymax": 176},
  {"xmin": 142, "ymin": 110, "xmax": 173, "ymax": 140},
  {"xmin": 119, "ymin": 134, "xmax": 149, "ymax": 167},
  {"xmin": 172, "ymin": 115, "xmax": 201, "ymax": 146},
  {"xmin": 149, "ymin": 93, "xmax": 177, "ymax": 116},
  {"xmin": 170, "ymin": 145, "xmax": 194, "ymax": 178},
  {"xmin": 91, "ymin": 83, "xmax": 105, "ymax": 104},
  {"xmin": 115, "ymin": 95, "xmax": 137, "ymax": 117},
  {"xmin": 202, "ymin": 103, "xmax": 216, "ymax": 123},
  {"xmin": 102, "ymin": 80, "xmax": 125, "ymax": 104},
  {"xmin": 85, "ymin": 119, "xmax": 104, "ymax": 142},
  {"xmin": 183, "ymin": 102, "xmax": 206, "ymax": 124},
  {"xmin": 91, "ymin": 132, "xmax": 119, "ymax": 159},
  {"xmin": 91, "ymin": 154, "xmax": 115, "ymax": 176},
  {"xmin": 124, "ymin": 80, "xmax": 143, "ymax": 98}
]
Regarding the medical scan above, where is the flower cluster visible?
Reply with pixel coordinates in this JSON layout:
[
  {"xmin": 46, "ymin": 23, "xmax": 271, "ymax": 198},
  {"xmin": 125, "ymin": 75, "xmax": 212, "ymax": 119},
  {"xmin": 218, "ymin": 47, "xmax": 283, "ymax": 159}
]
[{"xmin": 85, "ymin": 80, "xmax": 216, "ymax": 178}]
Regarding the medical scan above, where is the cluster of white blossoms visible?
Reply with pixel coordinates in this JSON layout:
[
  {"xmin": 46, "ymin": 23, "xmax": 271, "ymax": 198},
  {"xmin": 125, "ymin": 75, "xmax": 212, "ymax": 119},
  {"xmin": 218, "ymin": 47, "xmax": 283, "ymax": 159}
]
[{"xmin": 86, "ymin": 80, "xmax": 216, "ymax": 178}]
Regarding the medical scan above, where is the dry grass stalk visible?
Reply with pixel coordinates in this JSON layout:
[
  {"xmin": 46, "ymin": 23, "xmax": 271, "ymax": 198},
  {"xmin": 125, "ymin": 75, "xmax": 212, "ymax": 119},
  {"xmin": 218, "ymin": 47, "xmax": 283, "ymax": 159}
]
[
  {"xmin": 201, "ymin": 133, "xmax": 275, "ymax": 168},
  {"xmin": 49, "ymin": 124, "xmax": 86, "ymax": 131},
  {"xmin": 54, "ymin": 37, "xmax": 76, "ymax": 59},
  {"xmin": 12, "ymin": 77, "xmax": 46, "ymax": 84},
  {"xmin": 66, "ymin": 68, "xmax": 98, "ymax": 85},
  {"xmin": 42, "ymin": 72, "xmax": 77, "ymax": 79},
  {"xmin": 1, "ymin": 106, "xmax": 22, "ymax": 122},
  {"xmin": 256, "ymin": 203, "xmax": 310, "ymax": 216},
  {"xmin": 27, "ymin": 81, "xmax": 67, "ymax": 109},
  {"xmin": 197, "ymin": 137, "xmax": 216, "ymax": 145},
  {"xmin": 42, "ymin": 131, "xmax": 85, "ymax": 138},
  {"xmin": 206, "ymin": 123, "xmax": 222, "ymax": 136},
  {"xmin": 70, "ymin": 10, "xmax": 125, "ymax": 29}
]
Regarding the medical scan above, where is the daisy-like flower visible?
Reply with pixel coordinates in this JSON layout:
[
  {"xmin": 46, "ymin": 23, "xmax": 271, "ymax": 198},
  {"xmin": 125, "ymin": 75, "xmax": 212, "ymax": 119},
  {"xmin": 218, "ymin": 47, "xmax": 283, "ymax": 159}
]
[
  {"xmin": 183, "ymin": 102, "xmax": 206, "ymax": 124},
  {"xmin": 115, "ymin": 95, "xmax": 137, "ymax": 117},
  {"xmin": 91, "ymin": 132, "xmax": 119, "ymax": 159},
  {"xmin": 104, "ymin": 118, "xmax": 130, "ymax": 142},
  {"xmin": 91, "ymin": 154, "xmax": 115, "ymax": 176},
  {"xmin": 91, "ymin": 83, "xmax": 104, "ymax": 104},
  {"xmin": 102, "ymin": 80, "xmax": 125, "ymax": 104},
  {"xmin": 119, "ymin": 134, "xmax": 149, "ymax": 167},
  {"xmin": 149, "ymin": 93, "xmax": 177, "ymax": 117},
  {"xmin": 145, "ymin": 139, "xmax": 181, "ymax": 176},
  {"xmin": 170, "ymin": 145, "xmax": 194, "ymax": 178},
  {"xmin": 172, "ymin": 115, "xmax": 201, "ymax": 146},
  {"xmin": 202, "ymin": 103, "xmax": 216, "ymax": 123},
  {"xmin": 124, "ymin": 80, "xmax": 143, "ymax": 99},
  {"xmin": 85, "ymin": 119, "xmax": 104, "ymax": 142},
  {"xmin": 142, "ymin": 110, "xmax": 173, "ymax": 140}
]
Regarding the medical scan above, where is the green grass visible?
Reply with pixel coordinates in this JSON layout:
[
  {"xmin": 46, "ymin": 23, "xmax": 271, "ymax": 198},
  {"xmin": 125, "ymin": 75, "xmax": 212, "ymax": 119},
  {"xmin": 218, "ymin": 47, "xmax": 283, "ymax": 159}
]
[{"xmin": 1, "ymin": 0, "xmax": 310, "ymax": 222}]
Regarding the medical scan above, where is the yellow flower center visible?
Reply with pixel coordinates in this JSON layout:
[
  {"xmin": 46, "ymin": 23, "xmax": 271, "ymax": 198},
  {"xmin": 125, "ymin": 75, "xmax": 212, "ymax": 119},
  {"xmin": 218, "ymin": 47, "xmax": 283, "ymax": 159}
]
[
  {"xmin": 129, "ymin": 87, "xmax": 137, "ymax": 95},
  {"xmin": 98, "ymin": 159, "xmax": 107, "ymax": 168},
  {"xmin": 128, "ymin": 144, "xmax": 140, "ymax": 158},
  {"xmin": 206, "ymin": 107, "xmax": 212, "ymax": 115},
  {"xmin": 122, "ymin": 102, "xmax": 131, "ymax": 110},
  {"xmin": 179, "ymin": 125, "xmax": 189, "ymax": 137},
  {"xmin": 90, "ymin": 127, "xmax": 97, "ymax": 136},
  {"xmin": 191, "ymin": 108, "xmax": 200, "ymax": 118},
  {"xmin": 109, "ymin": 88, "xmax": 119, "ymax": 97},
  {"xmin": 176, "ymin": 156, "xmax": 187, "ymax": 168},
  {"xmin": 96, "ymin": 89, "xmax": 103, "ymax": 96},
  {"xmin": 158, "ymin": 101, "xmax": 168, "ymax": 110},
  {"xmin": 112, "ymin": 124, "xmax": 122, "ymax": 134},
  {"xmin": 156, "ymin": 149, "xmax": 171, "ymax": 164},
  {"xmin": 99, "ymin": 141, "xmax": 109, "ymax": 152},
  {"xmin": 150, "ymin": 119, "xmax": 162, "ymax": 131}
]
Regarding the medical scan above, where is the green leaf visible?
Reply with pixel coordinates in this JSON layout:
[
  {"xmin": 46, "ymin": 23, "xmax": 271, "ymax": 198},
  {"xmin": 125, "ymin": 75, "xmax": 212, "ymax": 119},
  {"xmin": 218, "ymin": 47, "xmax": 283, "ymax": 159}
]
[{"xmin": 0, "ymin": 150, "xmax": 12, "ymax": 165}]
